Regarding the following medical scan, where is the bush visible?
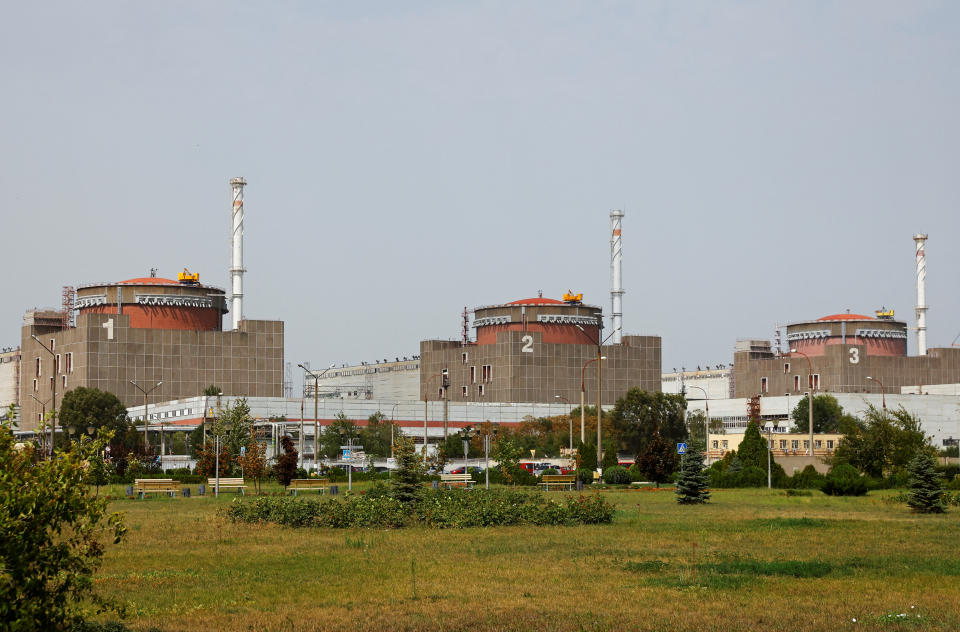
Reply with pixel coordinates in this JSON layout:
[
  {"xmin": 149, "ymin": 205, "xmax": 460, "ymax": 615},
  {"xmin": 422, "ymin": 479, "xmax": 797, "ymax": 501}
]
[
  {"xmin": 792, "ymin": 464, "xmax": 825, "ymax": 489},
  {"xmin": 738, "ymin": 465, "xmax": 767, "ymax": 488},
  {"xmin": 576, "ymin": 468, "xmax": 595, "ymax": 485},
  {"xmin": 226, "ymin": 489, "xmax": 615, "ymax": 528},
  {"xmin": 947, "ymin": 475, "xmax": 960, "ymax": 491},
  {"xmin": 821, "ymin": 464, "xmax": 868, "ymax": 496},
  {"xmin": 541, "ymin": 468, "xmax": 559, "ymax": 476},
  {"xmin": 602, "ymin": 465, "xmax": 632, "ymax": 485}
]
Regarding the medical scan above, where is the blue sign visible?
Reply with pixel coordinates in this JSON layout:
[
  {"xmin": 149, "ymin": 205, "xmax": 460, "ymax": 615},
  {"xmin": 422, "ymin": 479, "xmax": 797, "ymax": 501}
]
[
  {"xmin": 240, "ymin": 446, "xmax": 246, "ymax": 457},
  {"xmin": 677, "ymin": 443, "xmax": 687, "ymax": 455}
]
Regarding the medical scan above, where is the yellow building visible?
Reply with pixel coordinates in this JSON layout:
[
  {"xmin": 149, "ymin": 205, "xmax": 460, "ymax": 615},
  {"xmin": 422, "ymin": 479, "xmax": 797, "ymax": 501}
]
[{"xmin": 707, "ymin": 432, "xmax": 843, "ymax": 463}]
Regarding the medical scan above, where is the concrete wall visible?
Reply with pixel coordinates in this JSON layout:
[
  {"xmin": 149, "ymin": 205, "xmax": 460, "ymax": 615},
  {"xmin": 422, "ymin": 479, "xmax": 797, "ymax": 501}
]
[{"xmin": 0, "ymin": 349, "xmax": 19, "ymax": 410}]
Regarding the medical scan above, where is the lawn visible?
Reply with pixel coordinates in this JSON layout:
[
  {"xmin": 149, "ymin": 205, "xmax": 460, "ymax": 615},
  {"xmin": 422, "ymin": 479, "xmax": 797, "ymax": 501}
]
[{"xmin": 92, "ymin": 485, "xmax": 960, "ymax": 631}]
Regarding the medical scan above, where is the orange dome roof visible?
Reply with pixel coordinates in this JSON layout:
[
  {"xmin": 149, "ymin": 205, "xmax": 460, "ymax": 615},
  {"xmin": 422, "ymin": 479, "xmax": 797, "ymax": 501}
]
[
  {"xmin": 118, "ymin": 277, "xmax": 181, "ymax": 285},
  {"xmin": 507, "ymin": 298, "xmax": 566, "ymax": 305},
  {"xmin": 817, "ymin": 313, "xmax": 874, "ymax": 321}
]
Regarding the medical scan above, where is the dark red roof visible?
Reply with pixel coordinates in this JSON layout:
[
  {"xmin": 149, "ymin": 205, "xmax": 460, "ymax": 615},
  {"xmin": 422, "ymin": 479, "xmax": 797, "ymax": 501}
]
[
  {"xmin": 817, "ymin": 313, "xmax": 874, "ymax": 322},
  {"xmin": 507, "ymin": 298, "xmax": 566, "ymax": 305},
  {"xmin": 119, "ymin": 277, "xmax": 181, "ymax": 285}
]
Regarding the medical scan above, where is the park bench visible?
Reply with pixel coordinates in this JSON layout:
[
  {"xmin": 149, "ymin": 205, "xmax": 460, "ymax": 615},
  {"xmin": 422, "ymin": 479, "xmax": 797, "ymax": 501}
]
[
  {"xmin": 208, "ymin": 477, "xmax": 248, "ymax": 495},
  {"xmin": 133, "ymin": 478, "xmax": 181, "ymax": 499},
  {"xmin": 287, "ymin": 478, "xmax": 330, "ymax": 496},
  {"xmin": 439, "ymin": 473, "xmax": 474, "ymax": 488},
  {"xmin": 539, "ymin": 474, "xmax": 576, "ymax": 491}
]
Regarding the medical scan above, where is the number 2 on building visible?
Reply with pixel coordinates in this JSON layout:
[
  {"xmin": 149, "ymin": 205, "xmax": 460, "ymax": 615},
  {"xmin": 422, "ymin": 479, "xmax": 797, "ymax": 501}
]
[{"xmin": 521, "ymin": 335, "xmax": 534, "ymax": 353}]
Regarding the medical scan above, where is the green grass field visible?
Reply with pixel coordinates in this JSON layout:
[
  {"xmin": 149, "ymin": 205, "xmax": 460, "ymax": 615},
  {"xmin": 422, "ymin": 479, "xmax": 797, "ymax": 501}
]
[{"xmin": 92, "ymin": 484, "xmax": 960, "ymax": 631}]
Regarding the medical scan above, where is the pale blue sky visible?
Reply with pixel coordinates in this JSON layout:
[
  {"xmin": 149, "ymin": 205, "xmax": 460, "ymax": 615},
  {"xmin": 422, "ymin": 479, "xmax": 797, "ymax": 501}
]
[{"xmin": 3, "ymin": 1, "xmax": 958, "ymax": 384}]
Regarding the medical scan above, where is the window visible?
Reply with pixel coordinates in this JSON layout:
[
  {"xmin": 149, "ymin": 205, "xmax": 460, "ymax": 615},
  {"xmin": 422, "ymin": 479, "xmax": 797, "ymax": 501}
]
[
  {"xmin": 761, "ymin": 377, "xmax": 768, "ymax": 394},
  {"xmin": 438, "ymin": 388, "xmax": 443, "ymax": 399},
  {"xmin": 49, "ymin": 377, "xmax": 54, "ymax": 391},
  {"xmin": 66, "ymin": 352, "xmax": 73, "ymax": 373},
  {"xmin": 462, "ymin": 386, "xmax": 468, "ymax": 397},
  {"xmin": 813, "ymin": 374, "xmax": 820, "ymax": 390},
  {"xmin": 461, "ymin": 353, "xmax": 468, "ymax": 365},
  {"xmin": 470, "ymin": 366, "xmax": 476, "ymax": 384},
  {"xmin": 49, "ymin": 339, "xmax": 55, "ymax": 351},
  {"xmin": 481, "ymin": 365, "xmax": 493, "ymax": 383},
  {"xmin": 791, "ymin": 440, "xmax": 799, "ymax": 450},
  {"xmin": 779, "ymin": 440, "xmax": 787, "ymax": 450},
  {"xmin": 36, "ymin": 357, "xmax": 41, "ymax": 377},
  {"xmin": 712, "ymin": 440, "xmax": 718, "ymax": 449},
  {"xmin": 827, "ymin": 440, "xmax": 834, "ymax": 450},
  {"xmin": 33, "ymin": 379, "xmax": 38, "ymax": 392},
  {"xmin": 62, "ymin": 375, "xmax": 67, "ymax": 388},
  {"xmin": 55, "ymin": 354, "xmax": 61, "ymax": 374},
  {"xmin": 37, "ymin": 413, "xmax": 43, "ymax": 423},
  {"xmin": 803, "ymin": 440, "xmax": 810, "ymax": 450},
  {"xmin": 794, "ymin": 375, "xmax": 800, "ymax": 391},
  {"xmin": 814, "ymin": 440, "xmax": 822, "ymax": 449},
  {"xmin": 783, "ymin": 363, "xmax": 790, "ymax": 374},
  {"xmin": 478, "ymin": 384, "xmax": 485, "ymax": 396}
]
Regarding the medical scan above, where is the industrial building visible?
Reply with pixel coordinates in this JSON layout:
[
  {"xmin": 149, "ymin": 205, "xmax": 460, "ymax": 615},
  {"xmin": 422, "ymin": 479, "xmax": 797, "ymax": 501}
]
[
  {"xmin": 420, "ymin": 295, "xmax": 661, "ymax": 405},
  {"xmin": 661, "ymin": 366, "xmax": 732, "ymax": 400},
  {"xmin": 17, "ymin": 178, "xmax": 285, "ymax": 433},
  {"xmin": 731, "ymin": 234, "xmax": 960, "ymax": 399},
  {"xmin": 0, "ymin": 347, "xmax": 20, "ymax": 416},
  {"xmin": 304, "ymin": 357, "xmax": 421, "ymax": 401}
]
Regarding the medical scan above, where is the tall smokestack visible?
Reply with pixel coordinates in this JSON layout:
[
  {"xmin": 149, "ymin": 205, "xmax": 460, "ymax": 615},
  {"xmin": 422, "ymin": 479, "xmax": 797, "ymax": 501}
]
[
  {"xmin": 230, "ymin": 177, "xmax": 247, "ymax": 331},
  {"xmin": 610, "ymin": 210, "xmax": 624, "ymax": 344},
  {"xmin": 914, "ymin": 233, "xmax": 928, "ymax": 355}
]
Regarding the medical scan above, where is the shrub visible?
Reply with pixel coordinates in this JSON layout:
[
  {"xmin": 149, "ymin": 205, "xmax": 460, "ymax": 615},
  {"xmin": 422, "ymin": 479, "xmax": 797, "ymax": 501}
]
[
  {"xmin": 576, "ymin": 468, "xmax": 595, "ymax": 485},
  {"xmin": 947, "ymin": 475, "xmax": 960, "ymax": 491},
  {"xmin": 821, "ymin": 464, "xmax": 868, "ymax": 496},
  {"xmin": 226, "ymin": 489, "xmax": 615, "ymax": 529},
  {"xmin": 792, "ymin": 464, "xmax": 825, "ymax": 490},
  {"xmin": 603, "ymin": 465, "xmax": 632, "ymax": 485},
  {"xmin": 541, "ymin": 468, "xmax": 559, "ymax": 476},
  {"xmin": 738, "ymin": 465, "xmax": 767, "ymax": 488}
]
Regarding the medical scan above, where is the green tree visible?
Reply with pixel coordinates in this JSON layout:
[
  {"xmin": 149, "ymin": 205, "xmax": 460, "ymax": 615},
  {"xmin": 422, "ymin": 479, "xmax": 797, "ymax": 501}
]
[
  {"xmin": 636, "ymin": 430, "xmax": 678, "ymax": 487},
  {"xmin": 790, "ymin": 394, "xmax": 850, "ymax": 433},
  {"xmin": 2, "ymin": 403, "xmax": 17, "ymax": 429},
  {"xmin": 906, "ymin": 450, "xmax": 946, "ymax": 513},
  {"xmin": 203, "ymin": 384, "xmax": 222, "ymax": 396},
  {"xmin": 737, "ymin": 422, "xmax": 769, "ymax": 470},
  {"xmin": 492, "ymin": 437, "xmax": 524, "ymax": 484},
  {"xmin": 576, "ymin": 440, "xmax": 597, "ymax": 472},
  {"xmin": 0, "ymin": 425, "xmax": 126, "ymax": 630},
  {"xmin": 360, "ymin": 411, "xmax": 397, "ymax": 458},
  {"xmin": 675, "ymin": 444, "xmax": 710, "ymax": 504},
  {"xmin": 320, "ymin": 413, "xmax": 358, "ymax": 459},
  {"xmin": 58, "ymin": 387, "xmax": 130, "ymax": 447},
  {"xmin": 214, "ymin": 398, "xmax": 253, "ymax": 460},
  {"xmin": 609, "ymin": 389, "xmax": 687, "ymax": 456},
  {"xmin": 390, "ymin": 435, "xmax": 423, "ymax": 506},
  {"xmin": 834, "ymin": 405, "xmax": 929, "ymax": 478}
]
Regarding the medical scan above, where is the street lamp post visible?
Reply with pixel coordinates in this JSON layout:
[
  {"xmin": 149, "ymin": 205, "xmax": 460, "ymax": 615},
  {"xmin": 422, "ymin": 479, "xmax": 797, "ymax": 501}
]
[
  {"xmin": 554, "ymin": 395, "xmax": 572, "ymax": 453},
  {"xmin": 575, "ymin": 325, "xmax": 619, "ymax": 473},
  {"xmin": 686, "ymin": 385, "xmax": 710, "ymax": 464},
  {"xmin": 580, "ymin": 357, "xmax": 605, "ymax": 445},
  {"xmin": 390, "ymin": 402, "xmax": 400, "ymax": 459},
  {"xmin": 764, "ymin": 421, "xmax": 774, "ymax": 489},
  {"xmin": 31, "ymin": 335, "xmax": 58, "ymax": 458},
  {"xmin": 299, "ymin": 363, "xmax": 336, "ymax": 472},
  {"xmin": 791, "ymin": 348, "xmax": 815, "ymax": 456},
  {"xmin": 462, "ymin": 426, "xmax": 474, "ymax": 475},
  {"xmin": 866, "ymin": 376, "xmax": 886, "ymax": 409},
  {"xmin": 29, "ymin": 393, "xmax": 50, "ymax": 454},
  {"xmin": 130, "ymin": 380, "xmax": 163, "ymax": 455}
]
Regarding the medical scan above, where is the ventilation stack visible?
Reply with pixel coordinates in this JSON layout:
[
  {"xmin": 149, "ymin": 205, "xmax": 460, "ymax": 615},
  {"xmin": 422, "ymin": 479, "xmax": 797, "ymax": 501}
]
[
  {"xmin": 609, "ymin": 210, "xmax": 624, "ymax": 344},
  {"xmin": 230, "ymin": 177, "xmax": 247, "ymax": 331},
  {"xmin": 914, "ymin": 233, "xmax": 928, "ymax": 356}
]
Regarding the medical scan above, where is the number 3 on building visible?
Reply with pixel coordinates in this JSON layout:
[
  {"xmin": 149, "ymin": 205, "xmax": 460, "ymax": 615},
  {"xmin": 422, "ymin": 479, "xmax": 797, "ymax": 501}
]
[
  {"xmin": 521, "ymin": 335, "xmax": 534, "ymax": 353},
  {"xmin": 849, "ymin": 348, "xmax": 859, "ymax": 364}
]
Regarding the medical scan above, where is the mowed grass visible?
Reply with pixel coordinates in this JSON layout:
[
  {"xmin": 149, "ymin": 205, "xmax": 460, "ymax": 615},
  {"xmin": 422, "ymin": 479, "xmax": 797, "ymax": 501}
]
[{"xmin": 92, "ymin": 485, "xmax": 960, "ymax": 631}]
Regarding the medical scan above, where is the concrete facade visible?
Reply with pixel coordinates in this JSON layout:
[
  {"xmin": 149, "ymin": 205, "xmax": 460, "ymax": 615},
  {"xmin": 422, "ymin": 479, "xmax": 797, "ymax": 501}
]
[
  {"xmin": 306, "ymin": 357, "xmax": 421, "ymax": 401},
  {"xmin": 733, "ymin": 342, "xmax": 960, "ymax": 399},
  {"xmin": 0, "ymin": 347, "xmax": 20, "ymax": 412},
  {"xmin": 18, "ymin": 311, "xmax": 283, "ymax": 432},
  {"xmin": 421, "ymin": 332, "xmax": 661, "ymax": 405}
]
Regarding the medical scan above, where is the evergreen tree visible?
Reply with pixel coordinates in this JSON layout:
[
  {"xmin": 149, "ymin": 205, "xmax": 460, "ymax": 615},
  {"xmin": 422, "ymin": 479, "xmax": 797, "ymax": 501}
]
[
  {"xmin": 675, "ymin": 444, "xmax": 710, "ymax": 504},
  {"xmin": 391, "ymin": 435, "xmax": 423, "ymax": 507},
  {"xmin": 906, "ymin": 450, "xmax": 947, "ymax": 513},
  {"xmin": 737, "ymin": 422, "xmax": 769, "ymax": 470},
  {"xmin": 576, "ymin": 440, "xmax": 597, "ymax": 472}
]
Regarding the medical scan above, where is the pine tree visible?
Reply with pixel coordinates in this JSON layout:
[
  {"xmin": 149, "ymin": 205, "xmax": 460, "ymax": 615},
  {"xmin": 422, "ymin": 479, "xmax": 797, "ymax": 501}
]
[
  {"xmin": 391, "ymin": 436, "xmax": 424, "ymax": 507},
  {"xmin": 675, "ymin": 444, "xmax": 710, "ymax": 504},
  {"xmin": 737, "ymin": 421, "xmax": 769, "ymax": 470},
  {"xmin": 906, "ymin": 450, "xmax": 946, "ymax": 513}
]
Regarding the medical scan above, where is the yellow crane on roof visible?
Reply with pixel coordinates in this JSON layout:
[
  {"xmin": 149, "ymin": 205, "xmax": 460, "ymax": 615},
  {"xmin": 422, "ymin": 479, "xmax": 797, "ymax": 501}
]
[
  {"xmin": 562, "ymin": 290, "xmax": 583, "ymax": 304},
  {"xmin": 177, "ymin": 268, "xmax": 200, "ymax": 284}
]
